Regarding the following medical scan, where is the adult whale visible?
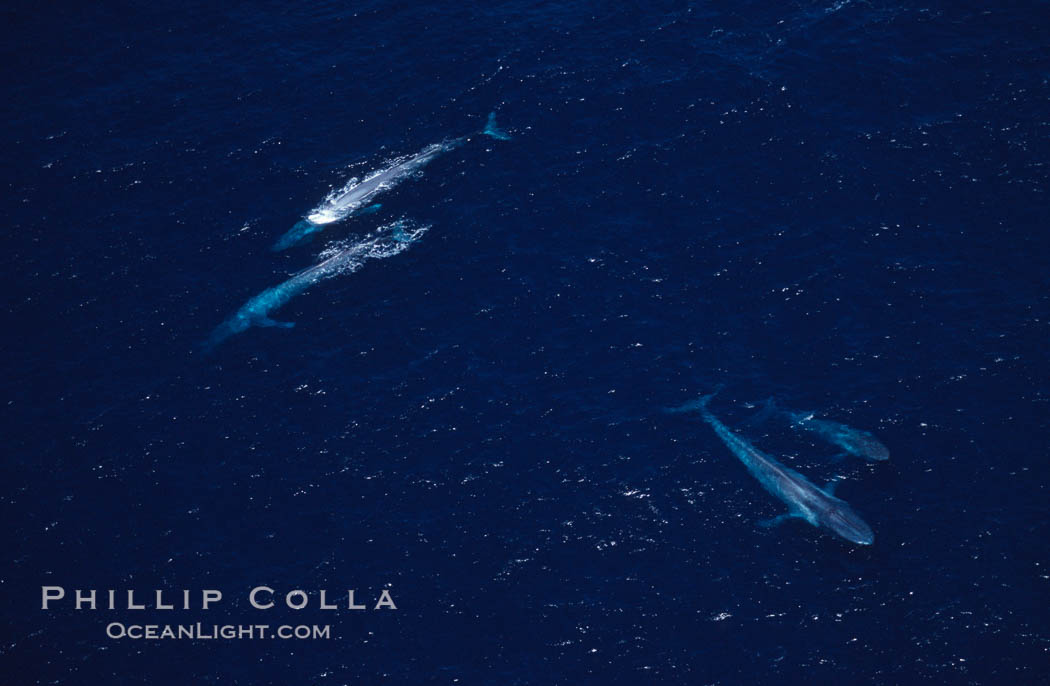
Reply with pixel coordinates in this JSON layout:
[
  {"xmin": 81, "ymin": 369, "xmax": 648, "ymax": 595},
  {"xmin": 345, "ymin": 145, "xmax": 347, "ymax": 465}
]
[
  {"xmin": 205, "ymin": 221, "xmax": 427, "ymax": 350},
  {"xmin": 273, "ymin": 113, "xmax": 510, "ymax": 251},
  {"xmin": 669, "ymin": 393, "xmax": 875, "ymax": 546}
]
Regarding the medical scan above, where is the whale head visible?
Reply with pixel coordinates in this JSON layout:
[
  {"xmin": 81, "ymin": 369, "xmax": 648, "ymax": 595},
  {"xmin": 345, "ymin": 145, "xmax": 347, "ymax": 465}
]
[
  {"xmin": 820, "ymin": 502, "xmax": 874, "ymax": 546},
  {"xmin": 857, "ymin": 434, "xmax": 890, "ymax": 461},
  {"xmin": 306, "ymin": 209, "xmax": 340, "ymax": 225},
  {"xmin": 839, "ymin": 430, "xmax": 890, "ymax": 461}
]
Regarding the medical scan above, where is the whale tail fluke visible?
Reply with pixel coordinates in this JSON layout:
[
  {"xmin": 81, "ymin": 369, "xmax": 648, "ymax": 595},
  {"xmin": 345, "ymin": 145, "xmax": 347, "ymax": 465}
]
[
  {"xmin": 482, "ymin": 112, "xmax": 511, "ymax": 141},
  {"xmin": 746, "ymin": 396, "xmax": 781, "ymax": 427},
  {"xmin": 665, "ymin": 386, "xmax": 723, "ymax": 415}
]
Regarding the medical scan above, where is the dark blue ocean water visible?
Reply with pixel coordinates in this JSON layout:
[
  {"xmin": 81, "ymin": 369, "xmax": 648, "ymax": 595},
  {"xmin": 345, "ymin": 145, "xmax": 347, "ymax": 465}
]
[{"xmin": 3, "ymin": 1, "xmax": 1048, "ymax": 683}]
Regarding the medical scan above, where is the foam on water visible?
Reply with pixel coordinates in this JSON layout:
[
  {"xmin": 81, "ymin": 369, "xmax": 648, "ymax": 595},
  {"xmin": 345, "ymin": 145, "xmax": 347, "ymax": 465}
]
[
  {"xmin": 313, "ymin": 219, "xmax": 429, "ymax": 275},
  {"xmin": 303, "ymin": 174, "xmax": 369, "ymax": 225}
]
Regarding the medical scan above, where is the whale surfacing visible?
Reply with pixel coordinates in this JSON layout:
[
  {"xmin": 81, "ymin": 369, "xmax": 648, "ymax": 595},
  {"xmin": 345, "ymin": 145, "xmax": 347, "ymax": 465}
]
[
  {"xmin": 273, "ymin": 113, "xmax": 510, "ymax": 251},
  {"xmin": 669, "ymin": 393, "xmax": 875, "ymax": 546},
  {"xmin": 753, "ymin": 399, "xmax": 890, "ymax": 462},
  {"xmin": 206, "ymin": 221, "xmax": 428, "ymax": 350},
  {"xmin": 787, "ymin": 411, "xmax": 890, "ymax": 462}
]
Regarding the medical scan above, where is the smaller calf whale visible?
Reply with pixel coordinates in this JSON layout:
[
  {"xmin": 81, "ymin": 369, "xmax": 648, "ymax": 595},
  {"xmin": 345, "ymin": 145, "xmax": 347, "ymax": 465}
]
[
  {"xmin": 755, "ymin": 399, "xmax": 889, "ymax": 462},
  {"xmin": 669, "ymin": 393, "xmax": 875, "ymax": 546},
  {"xmin": 273, "ymin": 113, "xmax": 510, "ymax": 251}
]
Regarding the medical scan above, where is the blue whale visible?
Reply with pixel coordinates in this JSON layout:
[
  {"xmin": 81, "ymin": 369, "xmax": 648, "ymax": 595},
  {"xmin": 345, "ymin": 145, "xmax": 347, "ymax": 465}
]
[
  {"xmin": 670, "ymin": 393, "xmax": 875, "ymax": 546},
  {"xmin": 206, "ymin": 221, "xmax": 427, "ymax": 350},
  {"xmin": 755, "ymin": 399, "xmax": 890, "ymax": 462},
  {"xmin": 273, "ymin": 113, "xmax": 510, "ymax": 251}
]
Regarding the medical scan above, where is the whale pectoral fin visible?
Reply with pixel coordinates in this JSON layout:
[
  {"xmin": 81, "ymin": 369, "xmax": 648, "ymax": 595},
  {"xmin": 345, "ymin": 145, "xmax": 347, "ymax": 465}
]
[
  {"xmin": 272, "ymin": 220, "xmax": 320, "ymax": 252},
  {"xmin": 258, "ymin": 317, "xmax": 295, "ymax": 329},
  {"xmin": 745, "ymin": 396, "xmax": 780, "ymax": 427},
  {"xmin": 272, "ymin": 236, "xmax": 311, "ymax": 252},
  {"xmin": 758, "ymin": 513, "xmax": 801, "ymax": 529},
  {"xmin": 757, "ymin": 515, "xmax": 787, "ymax": 529}
]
